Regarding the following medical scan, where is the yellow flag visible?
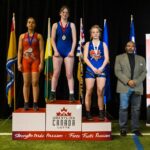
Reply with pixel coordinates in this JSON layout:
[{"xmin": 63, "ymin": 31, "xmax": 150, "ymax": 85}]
[{"xmin": 6, "ymin": 13, "xmax": 17, "ymax": 107}]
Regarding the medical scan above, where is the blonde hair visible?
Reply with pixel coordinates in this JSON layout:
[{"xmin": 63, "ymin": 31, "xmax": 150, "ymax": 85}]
[{"xmin": 90, "ymin": 25, "xmax": 102, "ymax": 39}]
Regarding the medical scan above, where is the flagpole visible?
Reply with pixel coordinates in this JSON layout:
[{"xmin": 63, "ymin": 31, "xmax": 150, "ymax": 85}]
[
  {"xmin": 104, "ymin": 19, "xmax": 106, "ymax": 114},
  {"xmin": 81, "ymin": 18, "xmax": 84, "ymax": 104},
  {"xmin": 76, "ymin": 18, "xmax": 85, "ymax": 104},
  {"xmin": 14, "ymin": 64, "xmax": 16, "ymax": 111},
  {"xmin": 79, "ymin": 56, "xmax": 83, "ymax": 103},
  {"xmin": 131, "ymin": 14, "xmax": 133, "ymax": 22},
  {"xmin": 78, "ymin": 18, "xmax": 81, "ymax": 101},
  {"xmin": 80, "ymin": 56, "xmax": 84, "ymax": 104},
  {"xmin": 78, "ymin": 60, "xmax": 80, "ymax": 100},
  {"xmin": 13, "ymin": 13, "xmax": 16, "ymax": 111},
  {"xmin": 79, "ymin": 18, "xmax": 83, "ymax": 103},
  {"xmin": 46, "ymin": 18, "xmax": 50, "ymax": 102}
]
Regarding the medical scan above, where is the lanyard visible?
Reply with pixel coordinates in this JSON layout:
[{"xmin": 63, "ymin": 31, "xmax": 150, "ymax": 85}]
[
  {"xmin": 60, "ymin": 21, "xmax": 68, "ymax": 33},
  {"xmin": 28, "ymin": 32, "xmax": 35, "ymax": 46},
  {"xmin": 92, "ymin": 41, "xmax": 100, "ymax": 55}
]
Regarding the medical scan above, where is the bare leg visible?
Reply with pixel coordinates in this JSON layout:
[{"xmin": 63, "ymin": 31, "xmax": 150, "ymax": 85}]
[
  {"xmin": 85, "ymin": 78, "xmax": 95, "ymax": 111},
  {"xmin": 23, "ymin": 73, "xmax": 31, "ymax": 103},
  {"xmin": 32, "ymin": 72, "xmax": 40, "ymax": 103},
  {"xmin": 64, "ymin": 56, "xmax": 74, "ymax": 93},
  {"xmin": 96, "ymin": 77, "xmax": 106, "ymax": 120},
  {"xmin": 51, "ymin": 56, "xmax": 63, "ymax": 91},
  {"xmin": 96, "ymin": 77, "xmax": 106, "ymax": 110}
]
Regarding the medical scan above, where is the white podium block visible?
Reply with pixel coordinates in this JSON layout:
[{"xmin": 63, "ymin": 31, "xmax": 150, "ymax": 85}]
[
  {"xmin": 46, "ymin": 100, "xmax": 82, "ymax": 140},
  {"xmin": 12, "ymin": 108, "xmax": 46, "ymax": 140},
  {"xmin": 82, "ymin": 117, "xmax": 112, "ymax": 141}
]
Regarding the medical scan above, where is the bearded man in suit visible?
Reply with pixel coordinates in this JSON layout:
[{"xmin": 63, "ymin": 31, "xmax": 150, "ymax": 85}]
[{"xmin": 115, "ymin": 41, "xmax": 146, "ymax": 136}]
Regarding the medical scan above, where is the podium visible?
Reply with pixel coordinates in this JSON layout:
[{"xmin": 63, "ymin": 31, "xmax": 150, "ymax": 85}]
[
  {"xmin": 12, "ymin": 108, "xmax": 46, "ymax": 140},
  {"xmin": 12, "ymin": 100, "xmax": 112, "ymax": 141},
  {"xmin": 46, "ymin": 100, "xmax": 82, "ymax": 140},
  {"xmin": 82, "ymin": 117, "xmax": 111, "ymax": 140}
]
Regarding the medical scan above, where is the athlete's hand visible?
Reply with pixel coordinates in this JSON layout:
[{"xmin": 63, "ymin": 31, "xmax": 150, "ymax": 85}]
[
  {"xmin": 39, "ymin": 63, "xmax": 44, "ymax": 72},
  {"xmin": 68, "ymin": 51, "xmax": 74, "ymax": 57},
  {"xmin": 18, "ymin": 63, "xmax": 22, "ymax": 72},
  {"xmin": 92, "ymin": 67, "xmax": 99, "ymax": 74},
  {"xmin": 97, "ymin": 67, "xmax": 103, "ymax": 74},
  {"xmin": 54, "ymin": 51, "xmax": 60, "ymax": 57}
]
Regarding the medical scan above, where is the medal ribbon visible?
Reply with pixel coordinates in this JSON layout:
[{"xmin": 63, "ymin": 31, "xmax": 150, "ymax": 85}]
[
  {"xmin": 28, "ymin": 32, "xmax": 35, "ymax": 46},
  {"xmin": 93, "ymin": 41, "xmax": 100, "ymax": 55},
  {"xmin": 60, "ymin": 21, "xmax": 68, "ymax": 33}
]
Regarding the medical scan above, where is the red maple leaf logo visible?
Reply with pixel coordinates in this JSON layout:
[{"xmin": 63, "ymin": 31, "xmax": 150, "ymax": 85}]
[
  {"xmin": 61, "ymin": 107, "xmax": 67, "ymax": 112},
  {"xmin": 56, "ymin": 107, "xmax": 71, "ymax": 116},
  {"xmin": 67, "ymin": 112, "xmax": 71, "ymax": 116},
  {"xmin": 56, "ymin": 112, "xmax": 61, "ymax": 116}
]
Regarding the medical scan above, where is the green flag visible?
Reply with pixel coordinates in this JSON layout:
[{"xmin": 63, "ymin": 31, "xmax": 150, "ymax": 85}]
[{"xmin": 44, "ymin": 18, "xmax": 53, "ymax": 102}]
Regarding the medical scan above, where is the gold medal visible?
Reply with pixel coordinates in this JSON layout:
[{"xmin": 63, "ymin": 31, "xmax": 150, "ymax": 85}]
[{"xmin": 62, "ymin": 35, "xmax": 66, "ymax": 40}]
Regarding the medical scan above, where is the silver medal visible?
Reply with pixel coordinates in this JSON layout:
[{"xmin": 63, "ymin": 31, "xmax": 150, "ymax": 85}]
[{"xmin": 62, "ymin": 35, "xmax": 66, "ymax": 40}]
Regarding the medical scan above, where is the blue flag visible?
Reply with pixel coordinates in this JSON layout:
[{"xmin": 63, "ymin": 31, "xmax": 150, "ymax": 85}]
[
  {"xmin": 103, "ymin": 19, "xmax": 111, "ymax": 104},
  {"xmin": 130, "ymin": 15, "xmax": 136, "ymax": 53},
  {"xmin": 130, "ymin": 15, "xmax": 135, "ymax": 43},
  {"xmin": 103, "ymin": 20, "xmax": 109, "ymax": 46}
]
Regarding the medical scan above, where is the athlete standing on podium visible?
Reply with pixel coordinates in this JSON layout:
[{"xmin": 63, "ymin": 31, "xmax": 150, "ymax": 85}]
[
  {"xmin": 84, "ymin": 25, "xmax": 109, "ymax": 120},
  {"xmin": 49, "ymin": 5, "xmax": 77, "ymax": 102},
  {"xmin": 18, "ymin": 17, "xmax": 44, "ymax": 111}
]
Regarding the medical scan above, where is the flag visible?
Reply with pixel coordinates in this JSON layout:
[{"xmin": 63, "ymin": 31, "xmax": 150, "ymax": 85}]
[
  {"xmin": 76, "ymin": 18, "xmax": 85, "ymax": 57},
  {"xmin": 130, "ymin": 15, "xmax": 135, "ymax": 43},
  {"xmin": 6, "ymin": 13, "xmax": 17, "ymax": 107},
  {"xmin": 76, "ymin": 18, "xmax": 85, "ymax": 103},
  {"xmin": 130, "ymin": 15, "xmax": 136, "ymax": 53},
  {"xmin": 44, "ymin": 18, "xmax": 53, "ymax": 102},
  {"xmin": 103, "ymin": 19, "xmax": 108, "ymax": 46},
  {"xmin": 103, "ymin": 19, "xmax": 111, "ymax": 104}
]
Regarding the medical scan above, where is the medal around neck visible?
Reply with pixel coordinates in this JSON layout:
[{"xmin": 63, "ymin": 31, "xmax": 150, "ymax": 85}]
[
  {"xmin": 62, "ymin": 34, "xmax": 66, "ymax": 40},
  {"xmin": 28, "ymin": 47, "xmax": 33, "ymax": 52}
]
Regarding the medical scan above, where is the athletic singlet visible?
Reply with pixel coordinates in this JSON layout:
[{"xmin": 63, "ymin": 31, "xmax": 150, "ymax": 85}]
[
  {"xmin": 56, "ymin": 22, "xmax": 72, "ymax": 58},
  {"xmin": 85, "ymin": 41, "xmax": 106, "ymax": 78},
  {"xmin": 22, "ymin": 32, "xmax": 40, "ymax": 60},
  {"xmin": 22, "ymin": 32, "xmax": 40, "ymax": 72}
]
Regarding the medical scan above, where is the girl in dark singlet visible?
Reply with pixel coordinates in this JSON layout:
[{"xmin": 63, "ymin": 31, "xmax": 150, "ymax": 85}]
[
  {"xmin": 84, "ymin": 25, "xmax": 109, "ymax": 120},
  {"xmin": 49, "ymin": 5, "xmax": 76, "ymax": 102}
]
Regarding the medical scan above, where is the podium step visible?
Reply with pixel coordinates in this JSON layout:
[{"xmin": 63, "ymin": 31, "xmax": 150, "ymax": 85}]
[
  {"xmin": 82, "ymin": 117, "xmax": 112, "ymax": 140},
  {"xmin": 14, "ymin": 108, "xmax": 46, "ymax": 113},
  {"xmin": 12, "ymin": 100, "xmax": 112, "ymax": 141},
  {"xmin": 12, "ymin": 108, "xmax": 46, "ymax": 140},
  {"xmin": 46, "ymin": 100, "xmax": 81, "ymax": 104}
]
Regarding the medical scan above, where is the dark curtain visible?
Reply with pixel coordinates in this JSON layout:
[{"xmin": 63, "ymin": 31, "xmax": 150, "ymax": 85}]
[{"xmin": 0, "ymin": 0, "xmax": 149, "ymax": 119}]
